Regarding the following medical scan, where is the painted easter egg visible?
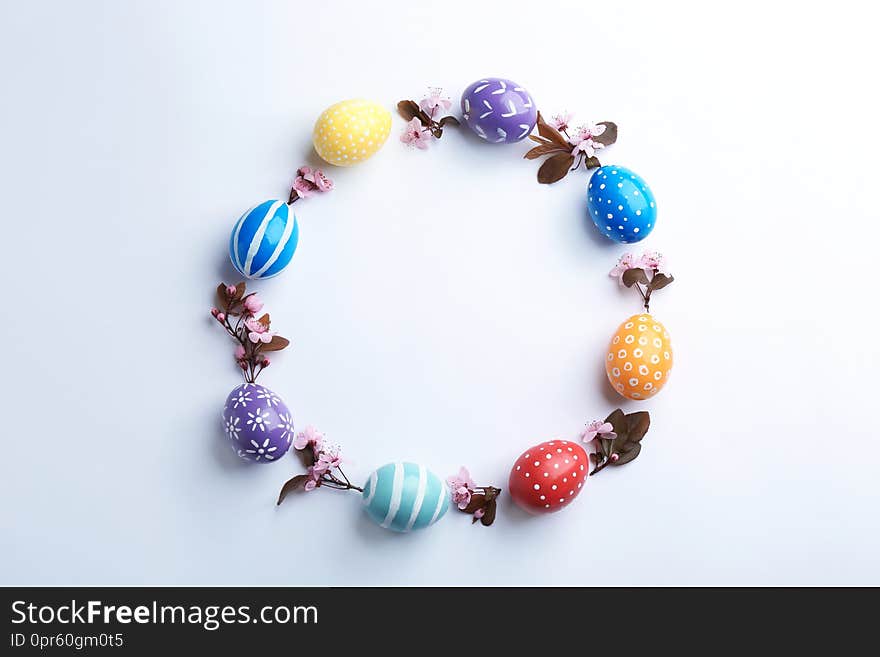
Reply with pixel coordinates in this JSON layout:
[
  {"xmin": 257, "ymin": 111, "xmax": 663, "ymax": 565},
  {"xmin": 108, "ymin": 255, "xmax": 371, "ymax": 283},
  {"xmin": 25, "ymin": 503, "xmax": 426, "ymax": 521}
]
[
  {"xmin": 312, "ymin": 99, "xmax": 391, "ymax": 167},
  {"xmin": 362, "ymin": 462, "xmax": 449, "ymax": 532},
  {"xmin": 509, "ymin": 439, "xmax": 589, "ymax": 514},
  {"xmin": 229, "ymin": 200, "xmax": 299, "ymax": 280},
  {"xmin": 587, "ymin": 165, "xmax": 657, "ymax": 244},
  {"xmin": 460, "ymin": 77, "xmax": 537, "ymax": 143},
  {"xmin": 606, "ymin": 314, "xmax": 673, "ymax": 400},
  {"xmin": 222, "ymin": 383, "xmax": 294, "ymax": 463}
]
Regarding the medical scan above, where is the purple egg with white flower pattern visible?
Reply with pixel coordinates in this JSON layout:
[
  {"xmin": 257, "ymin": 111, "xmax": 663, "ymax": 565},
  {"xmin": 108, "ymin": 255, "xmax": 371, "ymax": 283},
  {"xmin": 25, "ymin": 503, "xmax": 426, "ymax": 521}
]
[
  {"xmin": 222, "ymin": 383, "xmax": 294, "ymax": 463},
  {"xmin": 460, "ymin": 77, "xmax": 537, "ymax": 143}
]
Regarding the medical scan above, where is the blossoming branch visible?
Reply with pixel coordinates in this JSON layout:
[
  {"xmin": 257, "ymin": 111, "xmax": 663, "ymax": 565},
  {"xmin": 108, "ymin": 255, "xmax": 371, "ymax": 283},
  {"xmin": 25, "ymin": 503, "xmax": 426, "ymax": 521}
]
[
  {"xmin": 398, "ymin": 88, "xmax": 460, "ymax": 149},
  {"xmin": 211, "ymin": 282, "xmax": 290, "ymax": 383},
  {"xmin": 525, "ymin": 112, "xmax": 618, "ymax": 184},
  {"xmin": 288, "ymin": 165, "xmax": 334, "ymax": 204},
  {"xmin": 581, "ymin": 409, "xmax": 651, "ymax": 474},
  {"xmin": 446, "ymin": 467, "xmax": 501, "ymax": 526},
  {"xmin": 609, "ymin": 249, "xmax": 674, "ymax": 312},
  {"xmin": 277, "ymin": 426, "xmax": 362, "ymax": 503}
]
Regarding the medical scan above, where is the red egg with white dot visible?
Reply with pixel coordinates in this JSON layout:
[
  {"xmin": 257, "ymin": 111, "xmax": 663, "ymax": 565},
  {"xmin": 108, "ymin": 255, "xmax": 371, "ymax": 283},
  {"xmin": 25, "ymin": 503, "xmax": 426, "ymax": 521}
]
[{"xmin": 508, "ymin": 439, "xmax": 589, "ymax": 514}]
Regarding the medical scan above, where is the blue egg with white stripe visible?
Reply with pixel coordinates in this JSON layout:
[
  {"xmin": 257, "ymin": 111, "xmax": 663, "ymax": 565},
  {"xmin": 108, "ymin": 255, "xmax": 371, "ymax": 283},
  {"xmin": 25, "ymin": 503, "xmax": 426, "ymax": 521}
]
[
  {"xmin": 229, "ymin": 200, "xmax": 299, "ymax": 279},
  {"xmin": 587, "ymin": 165, "xmax": 657, "ymax": 244},
  {"xmin": 362, "ymin": 462, "xmax": 449, "ymax": 532}
]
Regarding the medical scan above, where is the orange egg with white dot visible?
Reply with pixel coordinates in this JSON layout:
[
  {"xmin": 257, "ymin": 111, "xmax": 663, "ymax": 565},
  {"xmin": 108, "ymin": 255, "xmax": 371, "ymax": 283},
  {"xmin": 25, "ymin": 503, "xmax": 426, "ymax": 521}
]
[
  {"xmin": 312, "ymin": 99, "xmax": 391, "ymax": 167},
  {"xmin": 605, "ymin": 313, "xmax": 673, "ymax": 400}
]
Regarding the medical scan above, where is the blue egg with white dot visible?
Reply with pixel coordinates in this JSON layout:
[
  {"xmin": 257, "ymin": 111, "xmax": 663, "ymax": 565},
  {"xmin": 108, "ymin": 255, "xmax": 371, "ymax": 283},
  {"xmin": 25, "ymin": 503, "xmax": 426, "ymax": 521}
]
[
  {"xmin": 587, "ymin": 165, "xmax": 657, "ymax": 244},
  {"xmin": 229, "ymin": 200, "xmax": 299, "ymax": 279},
  {"xmin": 362, "ymin": 462, "xmax": 449, "ymax": 533}
]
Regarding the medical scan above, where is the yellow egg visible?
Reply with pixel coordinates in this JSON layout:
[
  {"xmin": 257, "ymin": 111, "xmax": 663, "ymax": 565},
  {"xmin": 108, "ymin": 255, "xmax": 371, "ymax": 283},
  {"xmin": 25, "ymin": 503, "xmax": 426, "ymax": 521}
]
[
  {"xmin": 312, "ymin": 99, "xmax": 391, "ymax": 167},
  {"xmin": 605, "ymin": 313, "xmax": 673, "ymax": 400}
]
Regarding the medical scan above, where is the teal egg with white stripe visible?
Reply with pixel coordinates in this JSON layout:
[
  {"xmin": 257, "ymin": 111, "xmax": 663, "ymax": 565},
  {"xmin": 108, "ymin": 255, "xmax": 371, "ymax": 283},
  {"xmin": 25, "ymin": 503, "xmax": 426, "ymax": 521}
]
[
  {"xmin": 229, "ymin": 200, "xmax": 299, "ymax": 279},
  {"xmin": 362, "ymin": 462, "xmax": 449, "ymax": 532}
]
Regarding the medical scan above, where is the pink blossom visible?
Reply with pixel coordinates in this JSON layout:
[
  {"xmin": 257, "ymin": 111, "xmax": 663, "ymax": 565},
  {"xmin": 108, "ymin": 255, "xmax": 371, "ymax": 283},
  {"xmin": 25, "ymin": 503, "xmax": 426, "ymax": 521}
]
[
  {"xmin": 244, "ymin": 317, "xmax": 265, "ymax": 334},
  {"xmin": 581, "ymin": 420, "xmax": 617, "ymax": 443},
  {"xmin": 242, "ymin": 294, "xmax": 263, "ymax": 314},
  {"xmin": 234, "ymin": 344, "xmax": 246, "ymax": 360},
  {"xmin": 317, "ymin": 449, "xmax": 342, "ymax": 472},
  {"xmin": 304, "ymin": 466, "xmax": 321, "ymax": 491},
  {"xmin": 401, "ymin": 118, "xmax": 432, "ymax": 150},
  {"xmin": 216, "ymin": 312, "xmax": 226, "ymax": 322},
  {"xmin": 226, "ymin": 285, "xmax": 236, "ymax": 296},
  {"xmin": 291, "ymin": 175, "xmax": 316, "ymax": 199},
  {"xmin": 419, "ymin": 88, "xmax": 452, "ymax": 115},
  {"xmin": 570, "ymin": 123, "xmax": 607, "ymax": 158},
  {"xmin": 571, "ymin": 137, "xmax": 604, "ymax": 158},
  {"xmin": 249, "ymin": 331, "xmax": 274, "ymax": 344},
  {"xmin": 451, "ymin": 486, "xmax": 472, "ymax": 510},
  {"xmin": 313, "ymin": 169, "xmax": 333, "ymax": 192},
  {"xmin": 573, "ymin": 122, "xmax": 606, "ymax": 143},
  {"xmin": 294, "ymin": 425, "xmax": 324, "ymax": 451},
  {"xmin": 550, "ymin": 112, "xmax": 573, "ymax": 132},
  {"xmin": 637, "ymin": 250, "xmax": 668, "ymax": 274},
  {"xmin": 473, "ymin": 508, "xmax": 485, "ymax": 520},
  {"xmin": 245, "ymin": 317, "xmax": 274, "ymax": 344},
  {"xmin": 609, "ymin": 252, "xmax": 638, "ymax": 281},
  {"xmin": 291, "ymin": 166, "xmax": 332, "ymax": 199},
  {"xmin": 447, "ymin": 467, "xmax": 476, "ymax": 510},
  {"xmin": 447, "ymin": 466, "xmax": 475, "ymax": 492}
]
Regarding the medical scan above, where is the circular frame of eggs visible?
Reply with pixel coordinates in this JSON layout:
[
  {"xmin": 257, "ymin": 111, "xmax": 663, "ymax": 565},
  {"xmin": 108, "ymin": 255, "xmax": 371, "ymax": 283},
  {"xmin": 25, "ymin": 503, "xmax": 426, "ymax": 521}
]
[{"xmin": 220, "ymin": 81, "xmax": 670, "ymax": 529}]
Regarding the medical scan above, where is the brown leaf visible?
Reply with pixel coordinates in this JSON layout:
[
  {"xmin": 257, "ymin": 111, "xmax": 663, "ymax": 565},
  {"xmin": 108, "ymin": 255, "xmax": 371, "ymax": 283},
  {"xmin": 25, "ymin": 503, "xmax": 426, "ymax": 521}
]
[
  {"xmin": 593, "ymin": 121, "xmax": 618, "ymax": 146},
  {"xmin": 277, "ymin": 474, "xmax": 310, "ymax": 505},
  {"xmin": 611, "ymin": 443, "xmax": 641, "ymax": 466},
  {"xmin": 483, "ymin": 486, "xmax": 502, "ymax": 502},
  {"xmin": 216, "ymin": 283, "xmax": 229, "ymax": 308},
  {"xmin": 431, "ymin": 126, "xmax": 443, "ymax": 139},
  {"xmin": 480, "ymin": 498, "xmax": 497, "ymax": 526},
  {"xmin": 233, "ymin": 282, "xmax": 246, "ymax": 301},
  {"xmin": 589, "ymin": 452, "xmax": 600, "ymax": 464},
  {"xmin": 296, "ymin": 446, "xmax": 316, "ymax": 469},
  {"xmin": 648, "ymin": 273, "xmax": 674, "ymax": 292},
  {"xmin": 528, "ymin": 134, "xmax": 554, "ymax": 145},
  {"xmin": 622, "ymin": 268, "xmax": 649, "ymax": 288},
  {"xmin": 604, "ymin": 408, "xmax": 628, "ymax": 442},
  {"xmin": 463, "ymin": 493, "xmax": 486, "ymax": 514},
  {"xmin": 524, "ymin": 143, "xmax": 567, "ymax": 160},
  {"xmin": 397, "ymin": 100, "xmax": 420, "ymax": 122},
  {"xmin": 585, "ymin": 156, "xmax": 602, "ymax": 169},
  {"xmin": 625, "ymin": 411, "xmax": 651, "ymax": 443},
  {"xmin": 438, "ymin": 115, "xmax": 460, "ymax": 127},
  {"xmin": 537, "ymin": 153, "xmax": 575, "ymax": 184},
  {"xmin": 536, "ymin": 112, "xmax": 570, "ymax": 148},
  {"xmin": 600, "ymin": 437, "xmax": 613, "ymax": 458},
  {"xmin": 256, "ymin": 313, "xmax": 271, "ymax": 328},
  {"xmin": 260, "ymin": 335, "xmax": 290, "ymax": 352}
]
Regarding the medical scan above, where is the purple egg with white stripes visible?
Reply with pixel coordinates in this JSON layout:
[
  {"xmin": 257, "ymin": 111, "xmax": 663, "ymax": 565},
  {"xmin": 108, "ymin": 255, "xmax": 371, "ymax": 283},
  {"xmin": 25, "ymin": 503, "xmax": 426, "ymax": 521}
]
[
  {"xmin": 460, "ymin": 77, "xmax": 537, "ymax": 144},
  {"xmin": 222, "ymin": 383, "xmax": 294, "ymax": 463}
]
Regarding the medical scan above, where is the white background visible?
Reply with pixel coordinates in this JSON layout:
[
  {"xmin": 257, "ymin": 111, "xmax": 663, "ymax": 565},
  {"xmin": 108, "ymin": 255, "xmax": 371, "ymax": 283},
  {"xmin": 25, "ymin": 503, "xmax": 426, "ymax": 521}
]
[{"xmin": 1, "ymin": 0, "xmax": 878, "ymax": 586}]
